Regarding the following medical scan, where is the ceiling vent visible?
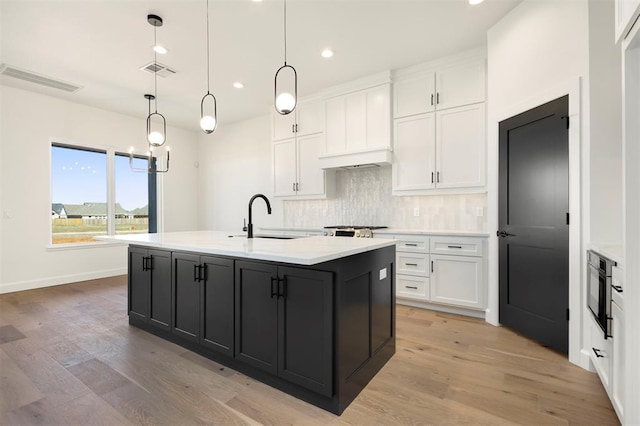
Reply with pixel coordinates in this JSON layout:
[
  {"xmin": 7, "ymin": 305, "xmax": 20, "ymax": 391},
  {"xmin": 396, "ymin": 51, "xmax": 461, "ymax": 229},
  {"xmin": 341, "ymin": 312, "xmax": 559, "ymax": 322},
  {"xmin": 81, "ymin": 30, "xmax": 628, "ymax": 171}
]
[
  {"xmin": 140, "ymin": 62, "xmax": 177, "ymax": 78},
  {"xmin": 0, "ymin": 64, "xmax": 82, "ymax": 93}
]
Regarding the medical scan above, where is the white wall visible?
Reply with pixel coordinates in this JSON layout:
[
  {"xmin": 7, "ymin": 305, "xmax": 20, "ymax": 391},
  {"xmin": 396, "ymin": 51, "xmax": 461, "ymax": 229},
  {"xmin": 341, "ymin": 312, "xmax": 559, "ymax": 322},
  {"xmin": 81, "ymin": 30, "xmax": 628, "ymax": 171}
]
[
  {"xmin": 0, "ymin": 86, "xmax": 199, "ymax": 293},
  {"xmin": 589, "ymin": 0, "xmax": 623, "ymax": 245},
  {"xmin": 197, "ymin": 114, "xmax": 284, "ymax": 232},
  {"xmin": 487, "ymin": 0, "xmax": 590, "ymax": 367}
]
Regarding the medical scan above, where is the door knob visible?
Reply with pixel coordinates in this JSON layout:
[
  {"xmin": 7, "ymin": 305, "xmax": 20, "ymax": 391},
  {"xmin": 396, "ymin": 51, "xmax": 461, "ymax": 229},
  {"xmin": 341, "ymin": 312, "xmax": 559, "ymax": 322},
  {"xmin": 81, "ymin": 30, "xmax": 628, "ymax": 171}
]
[{"xmin": 496, "ymin": 230, "xmax": 516, "ymax": 238}]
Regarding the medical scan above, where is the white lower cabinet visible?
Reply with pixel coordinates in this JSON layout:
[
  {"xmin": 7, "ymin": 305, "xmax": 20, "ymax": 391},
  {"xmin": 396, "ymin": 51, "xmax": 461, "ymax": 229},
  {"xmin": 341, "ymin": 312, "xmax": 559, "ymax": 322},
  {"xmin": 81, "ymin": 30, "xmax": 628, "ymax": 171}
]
[
  {"xmin": 379, "ymin": 233, "xmax": 487, "ymax": 316},
  {"xmin": 430, "ymin": 254, "xmax": 483, "ymax": 309},
  {"xmin": 611, "ymin": 298, "xmax": 624, "ymax": 421},
  {"xmin": 590, "ymin": 316, "xmax": 612, "ymax": 391}
]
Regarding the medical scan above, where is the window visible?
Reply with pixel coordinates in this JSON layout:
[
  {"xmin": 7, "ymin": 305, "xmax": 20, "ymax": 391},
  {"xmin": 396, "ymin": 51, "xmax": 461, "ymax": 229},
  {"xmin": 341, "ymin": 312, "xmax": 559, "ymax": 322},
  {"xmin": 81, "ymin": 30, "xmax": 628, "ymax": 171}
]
[{"xmin": 51, "ymin": 143, "xmax": 157, "ymax": 245}]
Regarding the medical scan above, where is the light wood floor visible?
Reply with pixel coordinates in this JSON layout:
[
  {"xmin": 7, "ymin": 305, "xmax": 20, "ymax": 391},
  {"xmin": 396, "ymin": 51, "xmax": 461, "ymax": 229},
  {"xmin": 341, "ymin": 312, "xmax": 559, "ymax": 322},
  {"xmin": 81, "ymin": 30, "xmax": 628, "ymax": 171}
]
[{"xmin": 0, "ymin": 276, "xmax": 618, "ymax": 425}]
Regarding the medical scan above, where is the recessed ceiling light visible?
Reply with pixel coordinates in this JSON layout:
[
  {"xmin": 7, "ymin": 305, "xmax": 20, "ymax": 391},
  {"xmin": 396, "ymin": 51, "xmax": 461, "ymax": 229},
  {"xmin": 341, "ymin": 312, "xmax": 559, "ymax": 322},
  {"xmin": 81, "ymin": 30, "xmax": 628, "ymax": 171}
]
[
  {"xmin": 469, "ymin": 0, "xmax": 484, "ymax": 4},
  {"xmin": 233, "ymin": 82, "xmax": 244, "ymax": 89},
  {"xmin": 153, "ymin": 45, "xmax": 168, "ymax": 54},
  {"xmin": 321, "ymin": 49, "xmax": 334, "ymax": 58}
]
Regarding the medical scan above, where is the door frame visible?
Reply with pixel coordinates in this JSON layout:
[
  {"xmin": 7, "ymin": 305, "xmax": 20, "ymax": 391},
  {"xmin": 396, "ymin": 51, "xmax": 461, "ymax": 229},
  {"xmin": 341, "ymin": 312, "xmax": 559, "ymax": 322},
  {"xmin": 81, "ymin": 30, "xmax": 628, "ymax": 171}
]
[{"xmin": 487, "ymin": 77, "xmax": 588, "ymax": 368}]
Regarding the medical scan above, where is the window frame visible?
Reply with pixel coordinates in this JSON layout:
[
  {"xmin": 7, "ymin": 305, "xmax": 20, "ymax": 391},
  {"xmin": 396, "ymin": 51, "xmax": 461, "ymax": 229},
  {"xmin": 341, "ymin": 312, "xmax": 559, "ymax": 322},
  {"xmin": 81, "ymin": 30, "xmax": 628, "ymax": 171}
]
[{"xmin": 48, "ymin": 140, "xmax": 158, "ymax": 250}]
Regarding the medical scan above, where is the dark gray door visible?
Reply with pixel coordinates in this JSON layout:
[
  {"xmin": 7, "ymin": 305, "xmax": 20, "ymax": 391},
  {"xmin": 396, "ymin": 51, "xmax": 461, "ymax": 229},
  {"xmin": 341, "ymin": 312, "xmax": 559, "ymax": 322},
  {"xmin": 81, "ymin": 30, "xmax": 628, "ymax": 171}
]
[
  {"xmin": 172, "ymin": 253, "xmax": 201, "ymax": 342},
  {"xmin": 148, "ymin": 249, "xmax": 172, "ymax": 332},
  {"xmin": 128, "ymin": 247, "xmax": 148, "ymax": 321},
  {"xmin": 278, "ymin": 267, "xmax": 333, "ymax": 397},
  {"xmin": 235, "ymin": 261, "xmax": 278, "ymax": 374},
  {"xmin": 498, "ymin": 95, "xmax": 570, "ymax": 354},
  {"xmin": 201, "ymin": 256, "xmax": 234, "ymax": 356}
]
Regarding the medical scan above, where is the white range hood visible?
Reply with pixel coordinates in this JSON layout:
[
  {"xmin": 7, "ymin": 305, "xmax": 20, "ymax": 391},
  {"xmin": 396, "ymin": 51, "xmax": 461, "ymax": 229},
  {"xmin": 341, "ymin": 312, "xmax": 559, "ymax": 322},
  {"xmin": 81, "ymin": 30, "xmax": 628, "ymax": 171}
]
[{"xmin": 319, "ymin": 147, "xmax": 393, "ymax": 169}]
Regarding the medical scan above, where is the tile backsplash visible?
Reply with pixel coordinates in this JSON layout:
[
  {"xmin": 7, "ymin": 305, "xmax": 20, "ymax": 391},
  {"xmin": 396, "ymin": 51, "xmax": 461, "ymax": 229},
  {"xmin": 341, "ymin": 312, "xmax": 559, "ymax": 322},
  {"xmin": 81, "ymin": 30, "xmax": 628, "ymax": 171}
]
[{"xmin": 283, "ymin": 167, "xmax": 487, "ymax": 231}]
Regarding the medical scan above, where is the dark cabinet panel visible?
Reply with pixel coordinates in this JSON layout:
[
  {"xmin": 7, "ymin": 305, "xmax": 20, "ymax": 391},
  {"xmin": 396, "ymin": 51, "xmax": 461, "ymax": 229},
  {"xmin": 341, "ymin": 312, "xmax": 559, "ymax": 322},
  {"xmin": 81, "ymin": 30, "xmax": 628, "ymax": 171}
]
[
  {"xmin": 235, "ymin": 261, "xmax": 278, "ymax": 374},
  {"xmin": 340, "ymin": 272, "xmax": 371, "ymax": 380},
  {"xmin": 201, "ymin": 256, "xmax": 234, "ymax": 356},
  {"xmin": 172, "ymin": 253, "xmax": 201, "ymax": 342},
  {"xmin": 371, "ymin": 261, "xmax": 393, "ymax": 353},
  {"xmin": 129, "ymin": 247, "xmax": 149, "ymax": 321},
  {"xmin": 278, "ymin": 267, "xmax": 333, "ymax": 397},
  {"xmin": 148, "ymin": 249, "xmax": 171, "ymax": 331}
]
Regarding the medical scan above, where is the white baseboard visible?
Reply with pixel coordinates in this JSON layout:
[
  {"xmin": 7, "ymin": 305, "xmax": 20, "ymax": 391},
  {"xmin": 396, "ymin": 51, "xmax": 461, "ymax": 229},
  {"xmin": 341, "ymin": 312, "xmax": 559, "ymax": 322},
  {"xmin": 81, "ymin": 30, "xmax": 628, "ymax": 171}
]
[
  {"xmin": 0, "ymin": 268, "xmax": 127, "ymax": 294},
  {"xmin": 579, "ymin": 348, "xmax": 595, "ymax": 371}
]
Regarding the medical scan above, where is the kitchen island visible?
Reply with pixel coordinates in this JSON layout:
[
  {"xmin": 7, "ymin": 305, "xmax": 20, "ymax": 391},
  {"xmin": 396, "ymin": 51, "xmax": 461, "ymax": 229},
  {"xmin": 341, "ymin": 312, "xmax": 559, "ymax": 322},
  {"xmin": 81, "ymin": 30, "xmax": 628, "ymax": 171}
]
[{"xmin": 98, "ymin": 231, "xmax": 396, "ymax": 415}]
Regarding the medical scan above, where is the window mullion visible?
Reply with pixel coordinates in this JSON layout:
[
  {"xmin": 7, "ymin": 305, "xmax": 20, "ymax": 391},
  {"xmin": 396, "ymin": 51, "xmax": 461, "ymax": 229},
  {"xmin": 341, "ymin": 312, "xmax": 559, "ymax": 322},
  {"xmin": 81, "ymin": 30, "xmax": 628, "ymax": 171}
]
[{"xmin": 107, "ymin": 149, "xmax": 116, "ymax": 235}]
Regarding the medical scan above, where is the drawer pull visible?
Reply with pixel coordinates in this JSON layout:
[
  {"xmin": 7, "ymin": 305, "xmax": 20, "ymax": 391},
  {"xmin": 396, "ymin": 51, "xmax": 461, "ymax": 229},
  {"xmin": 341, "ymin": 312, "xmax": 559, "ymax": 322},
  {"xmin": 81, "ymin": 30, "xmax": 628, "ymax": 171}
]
[
  {"xmin": 405, "ymin": 286, "xmax": 418, "ymax": 289},
  {"xmin": 612, "ymin": 285, "xmax": 623, "ymax": 293},
  {"xmin": 405, "ymin": 263, "xmax": 418, "ymax": 266},
  {"xmin": 592, "ymin": 348, "xmax": 604, "ymax": 358},
  {"xmin": 404, "ymin": 243, "xmax": 418, "ymax": 247},
  {"xmin": 447, "ymin": 245, "xmax": 462, "ymax": 249}
]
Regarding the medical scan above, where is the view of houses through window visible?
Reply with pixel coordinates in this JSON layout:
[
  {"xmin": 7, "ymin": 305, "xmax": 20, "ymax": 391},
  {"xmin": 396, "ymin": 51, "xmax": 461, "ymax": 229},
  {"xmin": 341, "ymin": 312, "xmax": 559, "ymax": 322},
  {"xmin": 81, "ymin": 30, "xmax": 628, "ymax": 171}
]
[{"xmin": 51, "ymin": 143, "xmax": 154, "ymax": 244}]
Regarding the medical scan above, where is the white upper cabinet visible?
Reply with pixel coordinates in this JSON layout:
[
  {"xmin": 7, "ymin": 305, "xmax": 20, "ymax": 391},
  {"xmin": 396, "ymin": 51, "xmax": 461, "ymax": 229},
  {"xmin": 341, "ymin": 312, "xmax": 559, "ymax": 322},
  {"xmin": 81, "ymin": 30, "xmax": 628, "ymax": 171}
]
[
  {"xmin": 272, "ymin": 98, "xmax": 325, "ymax": 141},
  {"xmin": 393, "ymin": 113, "xmax": 436, "ymax": 191},
  {"xmin": 324, "ymin": 83, "xmax": 391, "ymax": 155},
  {"xmin": 615, "ymin": 0, "xmax": 640, "ymax": 42},
  {"xmin": 392, "ymin": 51, "xmax": 486, "ymax": 195},
  {"xmin": 435, "ymin": 103, "xmax": 486, "ymax": 189},
  {"xmin": 393, "ymin": 56, "xmax": 485, "ymax": 119},
  {"xmin": 296, "ymin": 133, "xmax": 327, "ymax": 197},
  {"xmin": 273, "ymin": 138, "xmax": 297, "ymax": 197},
  {"xmin": 435, "ymin": 60, "xmax": 486, "ymax": 111}
]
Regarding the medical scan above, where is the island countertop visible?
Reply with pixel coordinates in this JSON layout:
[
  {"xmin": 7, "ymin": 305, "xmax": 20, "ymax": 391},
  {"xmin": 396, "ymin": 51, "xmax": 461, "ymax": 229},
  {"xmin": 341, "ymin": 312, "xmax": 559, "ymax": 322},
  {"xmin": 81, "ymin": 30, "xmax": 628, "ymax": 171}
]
[{"xmin": 96, "ymin": 231, "xmax": 396, "ymax": 265}]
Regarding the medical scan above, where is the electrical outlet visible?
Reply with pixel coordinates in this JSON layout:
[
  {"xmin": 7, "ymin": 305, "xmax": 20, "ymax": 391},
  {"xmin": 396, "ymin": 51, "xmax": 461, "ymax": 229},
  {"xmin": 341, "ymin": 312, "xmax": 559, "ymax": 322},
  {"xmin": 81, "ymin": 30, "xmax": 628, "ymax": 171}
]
[
  {"xmin": 476, "ymin": 207, "xmax": 484, "ymax": 217},
  {"xmin": 413, "ymin": 207, "xmax": 420, "ymax": 217}
]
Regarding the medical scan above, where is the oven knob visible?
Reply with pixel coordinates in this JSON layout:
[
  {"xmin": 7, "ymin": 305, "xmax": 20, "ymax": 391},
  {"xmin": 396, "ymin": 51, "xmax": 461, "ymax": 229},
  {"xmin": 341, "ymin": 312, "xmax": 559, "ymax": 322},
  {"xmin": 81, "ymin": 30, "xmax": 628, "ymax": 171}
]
[
  {"xmin": 355, "ymin": 230, "xmax": 361, "ymax": 238},
  {"xmin": 323, "ymin": 231, "xmax": 328, "ymax": 236}
]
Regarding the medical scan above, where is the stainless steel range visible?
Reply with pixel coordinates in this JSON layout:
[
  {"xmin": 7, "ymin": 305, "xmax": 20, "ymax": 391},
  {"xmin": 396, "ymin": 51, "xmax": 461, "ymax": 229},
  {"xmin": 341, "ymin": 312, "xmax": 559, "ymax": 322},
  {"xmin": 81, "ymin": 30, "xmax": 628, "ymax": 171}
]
[{"xmin": 323, "ymin": 226, "xmax": 388, "ymax": 238}]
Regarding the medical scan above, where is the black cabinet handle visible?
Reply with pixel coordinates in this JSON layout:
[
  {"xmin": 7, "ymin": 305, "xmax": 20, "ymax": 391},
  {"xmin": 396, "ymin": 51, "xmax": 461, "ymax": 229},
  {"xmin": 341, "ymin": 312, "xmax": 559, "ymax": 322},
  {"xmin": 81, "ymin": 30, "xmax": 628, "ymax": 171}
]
[
  {"xmin": 142, "ymin": 257, "xmax": 148, "ymax": 271},
  {"xmin": 271, "ymin": 277, "xmax": 278, "ymax": 298},
  {"xmin": 193, "ymin": 264, "xmax": 199, "ymax": 282},
  {"xmin": 592, "ymin": 348, "xmax": 604, "ymax": 358},
  {"xmin": 612, "ymin": 285, "xmax": 623, "ymax": 293},
  {"xmin": 404, "ymin": 243, "xmax": 418, "ymax": 247},
  {"xmin": 447, "ymin": 245, "xmax": 462, "ymax": 249},
  {"xmin": 405, "ymin": 263, "xmax": 418, "ymax": 266},
  {"xmin": 431, "ymin": 260, "xmax": 434, "ymax": 273},
  {"xmin": 436, "ymin": 92, "xmax": 440, "ymax": 104},
  {"xmin": 405, "ymin": 286, "xmax": 418, "ymax": 289},
  {"xmin": 437, "ymin": 171, "xmax": 440, "ymax": 183},
  {"xmin": 200, "ymin": 264, "xmax": 207, "ymax": 282},
  {"xmin": 496, "ymin": 230, "xmax": 516, "ymax": 238},
  {"xmin": 431, "ymin": 172, "xmax": 434, "ymax": 184},
  {"xmin": 278, "ymin": 277, "xmax": 287, "ymax": 299},
  {"xmin": 430, "ymin": 94, "xmax": 434, "ymax": 106}
]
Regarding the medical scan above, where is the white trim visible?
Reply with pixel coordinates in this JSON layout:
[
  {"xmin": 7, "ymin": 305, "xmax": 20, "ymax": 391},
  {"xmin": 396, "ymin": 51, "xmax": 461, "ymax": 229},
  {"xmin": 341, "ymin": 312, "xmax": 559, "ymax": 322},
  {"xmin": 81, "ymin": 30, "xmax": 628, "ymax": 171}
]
[
  {"xmin": 46, "ymin": 241, "xmax": 126, "ymax": 251},
  {"xmin": 487, "ymin": 77, "xmax": 586, "ymax": 368},
  {"xmin": 396, "ymin": 298, "xmax": 485, "ymax": 319},
  {"xmin": 0, "ymin": 267, "xmax": 127, "ymax": 295}
]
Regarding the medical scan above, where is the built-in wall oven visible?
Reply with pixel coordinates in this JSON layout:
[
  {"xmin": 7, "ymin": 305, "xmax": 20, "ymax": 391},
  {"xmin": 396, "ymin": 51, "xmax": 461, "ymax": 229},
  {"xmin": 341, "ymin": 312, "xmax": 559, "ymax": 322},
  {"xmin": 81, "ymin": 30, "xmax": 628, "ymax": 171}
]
[{"xmin": 587, "ymin": 250, "xmax": 616, "ymax": 339}]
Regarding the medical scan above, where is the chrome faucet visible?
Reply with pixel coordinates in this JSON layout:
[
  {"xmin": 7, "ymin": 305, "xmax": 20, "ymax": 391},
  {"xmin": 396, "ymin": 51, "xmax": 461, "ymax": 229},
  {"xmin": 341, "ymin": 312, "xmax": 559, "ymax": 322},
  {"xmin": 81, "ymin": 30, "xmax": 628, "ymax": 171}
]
[{"xmin": 247, "ymin": 194, "xmax": 272, "ymax": 238}]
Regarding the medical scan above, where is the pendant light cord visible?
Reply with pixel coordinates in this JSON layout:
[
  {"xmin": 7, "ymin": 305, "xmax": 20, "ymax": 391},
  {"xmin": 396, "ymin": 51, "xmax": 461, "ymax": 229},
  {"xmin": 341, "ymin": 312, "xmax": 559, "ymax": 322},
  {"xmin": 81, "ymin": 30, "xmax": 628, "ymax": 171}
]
[
  {"xmin": 206, "ymin": 0, "xmax": 211, "ymax": 94},
  {"xmin": 283, "ymin": 0, "xmax": 287, "ymax": 65},
  {"xmin": 154, "ymin": 24, "xmax": 158, "ymax": 113}
]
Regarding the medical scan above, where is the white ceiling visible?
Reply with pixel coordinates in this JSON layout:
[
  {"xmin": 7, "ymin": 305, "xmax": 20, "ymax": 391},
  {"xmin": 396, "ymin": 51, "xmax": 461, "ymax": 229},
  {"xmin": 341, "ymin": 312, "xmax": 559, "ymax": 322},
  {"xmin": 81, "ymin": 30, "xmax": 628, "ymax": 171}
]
[{"xmin": 0, "ymin": 0, "xmax": 521, "ymax": 132}]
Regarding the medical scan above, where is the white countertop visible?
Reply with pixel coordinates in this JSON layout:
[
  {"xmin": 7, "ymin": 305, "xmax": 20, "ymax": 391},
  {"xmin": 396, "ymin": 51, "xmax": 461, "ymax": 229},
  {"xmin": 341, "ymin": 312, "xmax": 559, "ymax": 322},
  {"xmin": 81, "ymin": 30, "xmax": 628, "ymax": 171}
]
[
  {"xmin": 96, "ymin": 231, "xmax": 396, "ymax": 266},
  {"xmin": 587, "ymin": 242, "xmax": 624, "ymax": 267},
  {"xmin": 373, "ymin": 228, "xmax": 490, "ymax": 237}
]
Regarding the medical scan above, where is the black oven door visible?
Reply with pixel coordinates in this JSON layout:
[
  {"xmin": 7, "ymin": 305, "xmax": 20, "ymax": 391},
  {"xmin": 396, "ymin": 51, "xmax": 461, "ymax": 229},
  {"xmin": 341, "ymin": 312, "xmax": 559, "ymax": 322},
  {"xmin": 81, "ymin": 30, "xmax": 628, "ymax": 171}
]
[{"xmin": 587, "ymin": 261, "xmax": 609, "ymax": 338}]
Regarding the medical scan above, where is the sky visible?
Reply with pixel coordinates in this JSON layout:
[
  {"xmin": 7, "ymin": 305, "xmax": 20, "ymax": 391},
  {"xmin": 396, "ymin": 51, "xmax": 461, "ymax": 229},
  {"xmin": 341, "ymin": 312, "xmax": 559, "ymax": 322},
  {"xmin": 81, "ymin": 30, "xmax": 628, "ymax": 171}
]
[{"xmin": 51, "ymin": 146, "xmax": 148, "ymax": 212}]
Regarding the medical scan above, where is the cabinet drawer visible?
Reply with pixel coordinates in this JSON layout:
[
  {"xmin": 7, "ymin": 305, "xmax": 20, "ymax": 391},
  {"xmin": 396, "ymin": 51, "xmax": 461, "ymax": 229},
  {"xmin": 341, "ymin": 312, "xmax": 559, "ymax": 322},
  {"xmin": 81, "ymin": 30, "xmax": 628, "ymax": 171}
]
[
  {"xmin": 430, "ymin": 237, "xmax": 483, "ymax": 257},
  {"xmin": 397, "ymin": 253, "xmax": 429, "ymax": 277},
  {"xmin": 397, "ymin": 275, "xmax": 429, "ymax": 300},
  {"xmin": 395, "ymin": 237, "xmax": 430, "ymax": 253}
]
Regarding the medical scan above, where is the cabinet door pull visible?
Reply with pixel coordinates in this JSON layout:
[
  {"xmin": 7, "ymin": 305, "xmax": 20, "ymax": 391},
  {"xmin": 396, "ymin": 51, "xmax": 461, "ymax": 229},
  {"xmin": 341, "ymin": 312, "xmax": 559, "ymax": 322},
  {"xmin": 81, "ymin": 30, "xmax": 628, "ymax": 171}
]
[
  {"xmin": 292, "ymin": 124, "xmax": 295, "ymax": 133},
  {"xmin": 405, "ymin": 263, "xmax": 418, "ymax": 266},
  {"xmin": 436, "ymin": 92, "xmax": 440, "ymax": 104},
  {"xmin": 431, "ymin": 172, "xmax": 434, "ymax": 184},
  {"xmin": 612, "ymin": 285, "xmax": 623, "ymax": 293},
  {"xmin": 431, "ymin": 260, "xmax": 434, "ymax": 273},
  {"xmin": 295, "ymin": 124, "xmax": 299, "ymax": 133},
  {"xmin": 437, "ymin": 171, "xmax": 440, "ymax": 183},
  {"xmin": 405, "ymin": 286, "xmax": 418, "ymax": 290},
  {"xmin": 270, "ymin": 277, "xmax": 278, "ymax": 298},
  {"xmin": 293, "ymin": 182, "xmax": 296, "ymax": 192},
  {"xmin": 201, "ymin": 264, "xmax": 207, "ymax": 282},
  {"xmin": 447, "ymin": 245, "xmax": 462, "ymax": 249},
  {"xmin": 277, "ymin": 276, "xmax": 287, "ymax": 299},
  {"xmin": 193, "ymin": 264, "xmax": 199, "ymax": 282},
  {"xmin": 296, "ymin": 182, "xmax": 299, "ymax": 191},
  {"xmin": 430, "ymin": 94, "xmax": 434, "ymax": 106},
  {"xmin": 142, "ymin": 257, "xmax": 148, "ymax": 271},
  {"xmin": 404, "ymin": 243, "xmax": 418, "ymax": 247},
  {"xmin": 592, "ymin": 347, "xmax": 604, "ymax": 358}
]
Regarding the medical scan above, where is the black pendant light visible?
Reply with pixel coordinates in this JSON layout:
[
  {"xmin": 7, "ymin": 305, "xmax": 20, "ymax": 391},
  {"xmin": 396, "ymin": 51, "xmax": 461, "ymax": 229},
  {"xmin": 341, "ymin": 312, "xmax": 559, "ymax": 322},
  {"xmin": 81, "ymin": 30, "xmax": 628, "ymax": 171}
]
[
  {"xmin": 274, "ymin": 0, "xmax": 297, "ymax": 115},
  {"xmin": 147, "ymin": 14, "xmax": 167, "ymax": 146},
  {"xmin": 200, "ymin": 0, "xmax": 217, "ymax": 133},
  {"xmin": 130, "ymin": 94, "xmax": 170, "ymax": 173}
]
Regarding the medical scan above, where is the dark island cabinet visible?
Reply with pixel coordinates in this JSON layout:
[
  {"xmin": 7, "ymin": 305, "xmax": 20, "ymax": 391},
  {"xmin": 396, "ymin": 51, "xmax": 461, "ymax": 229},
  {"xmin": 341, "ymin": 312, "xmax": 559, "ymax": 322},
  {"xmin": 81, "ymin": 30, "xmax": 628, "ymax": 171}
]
[
  {"xmin": 235, "ymin": 261, "xmax": 333, "ymax": 397},
  {"xmin": 128, "ymin": 247, "xmax": 171, "ymax": 332},
  {"xmin": 172, "ymin": 252, "xmax": 234, "ymax": 356}
]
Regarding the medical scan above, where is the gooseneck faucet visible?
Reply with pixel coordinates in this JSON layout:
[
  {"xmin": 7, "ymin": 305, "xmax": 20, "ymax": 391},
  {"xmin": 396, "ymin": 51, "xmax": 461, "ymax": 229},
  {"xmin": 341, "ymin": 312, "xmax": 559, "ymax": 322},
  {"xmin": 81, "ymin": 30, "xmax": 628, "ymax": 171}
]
[{"xmin": 247, "ymin": 194, "xmax": 272, "ymax": 238}]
